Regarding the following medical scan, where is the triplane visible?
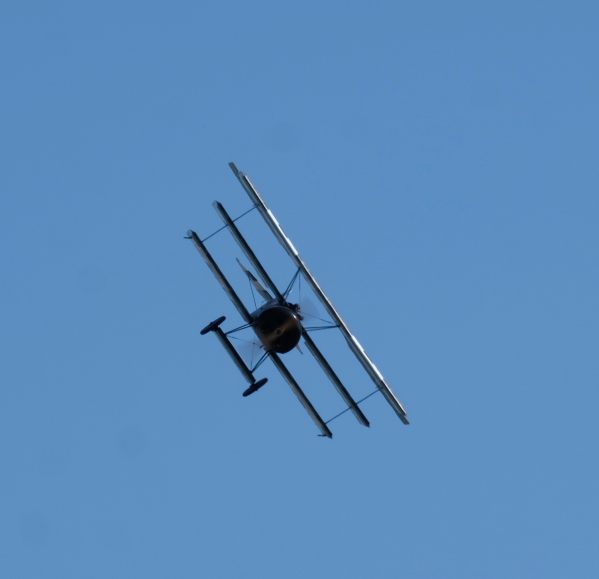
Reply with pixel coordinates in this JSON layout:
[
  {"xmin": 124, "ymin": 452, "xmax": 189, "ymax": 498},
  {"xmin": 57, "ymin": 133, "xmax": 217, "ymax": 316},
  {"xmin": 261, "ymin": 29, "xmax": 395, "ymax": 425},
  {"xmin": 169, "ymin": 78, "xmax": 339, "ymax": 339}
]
[{"xmin": 186, "ymin": 163, "xmax": 409, "ymax": 437}]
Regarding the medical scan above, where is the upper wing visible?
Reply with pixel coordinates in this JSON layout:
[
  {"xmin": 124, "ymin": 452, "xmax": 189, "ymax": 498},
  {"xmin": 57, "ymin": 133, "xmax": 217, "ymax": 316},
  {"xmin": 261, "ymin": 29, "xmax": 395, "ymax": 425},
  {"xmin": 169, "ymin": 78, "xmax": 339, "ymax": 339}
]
[{"xmin": 229, "ymin": 162, "xmax": 409, "ymax": 425}]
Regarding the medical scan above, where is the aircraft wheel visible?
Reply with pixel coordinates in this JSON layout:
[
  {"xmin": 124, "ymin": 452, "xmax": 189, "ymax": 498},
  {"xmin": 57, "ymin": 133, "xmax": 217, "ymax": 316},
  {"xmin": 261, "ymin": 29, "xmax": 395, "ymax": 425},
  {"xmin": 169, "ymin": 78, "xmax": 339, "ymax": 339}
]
[
  {"xmin": 242, "ymin": 377, "xmax": 268, "ymax": 397},
  {"xmin": 200, "ymin": 315, "xmax": 226, "ymax": 335}
]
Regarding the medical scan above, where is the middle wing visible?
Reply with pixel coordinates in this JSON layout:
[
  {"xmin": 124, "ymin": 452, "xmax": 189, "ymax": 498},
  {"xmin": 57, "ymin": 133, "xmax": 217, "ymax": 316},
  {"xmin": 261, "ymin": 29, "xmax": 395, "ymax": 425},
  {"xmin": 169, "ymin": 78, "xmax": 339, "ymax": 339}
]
[{"xmin": 212, "ymin": 196, "xmax": 368, "ymax": 431}]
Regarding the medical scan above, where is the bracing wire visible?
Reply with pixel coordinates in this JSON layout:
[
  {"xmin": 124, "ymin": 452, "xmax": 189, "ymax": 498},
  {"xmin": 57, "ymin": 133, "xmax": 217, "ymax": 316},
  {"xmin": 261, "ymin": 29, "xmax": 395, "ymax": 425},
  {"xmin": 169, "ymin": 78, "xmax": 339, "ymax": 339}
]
[
  {"xmin": 201, "ymin": 205, "xmax": 257, "ymax": 243},
  {"xmin": 283, "ymin": 268, "xmax": 301, "ymax": 299},
  {"xmin": 225, "ymin": 322, "xmax": 253, "ymax": 335},
  {"xmin": 251, "ymin": 351, "xmax": 269, "ymax": 373},
  {"xmin": 325, "ymin": 388, "xmax": 381, "ymax": 425}
]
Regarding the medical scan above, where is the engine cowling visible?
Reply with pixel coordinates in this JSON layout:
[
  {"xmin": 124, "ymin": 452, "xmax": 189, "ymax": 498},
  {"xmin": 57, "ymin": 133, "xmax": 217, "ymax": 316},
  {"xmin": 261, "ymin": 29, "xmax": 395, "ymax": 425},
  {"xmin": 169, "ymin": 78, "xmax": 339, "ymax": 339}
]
[{"xmin": 253, "ymin": 304, "xmax": 302, "ymax": 353}]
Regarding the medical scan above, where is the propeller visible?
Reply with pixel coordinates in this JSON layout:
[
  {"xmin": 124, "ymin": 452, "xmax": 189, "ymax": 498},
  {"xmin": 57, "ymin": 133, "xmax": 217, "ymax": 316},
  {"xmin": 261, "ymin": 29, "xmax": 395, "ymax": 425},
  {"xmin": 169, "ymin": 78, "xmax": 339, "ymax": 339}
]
[
  {"xmin": 296, "ymin": 296, "xmax": 321, "ymax": 321},
  {"xmin": 236, "ymin": 338, "xmax": 264, "ymax": 368}
]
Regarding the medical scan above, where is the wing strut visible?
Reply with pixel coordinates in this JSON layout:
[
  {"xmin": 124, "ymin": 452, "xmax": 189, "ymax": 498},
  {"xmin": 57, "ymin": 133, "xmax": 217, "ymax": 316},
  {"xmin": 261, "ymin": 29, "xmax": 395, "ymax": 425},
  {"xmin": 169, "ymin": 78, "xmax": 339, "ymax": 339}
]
[{"xmin": 228, "ymin": 163, "xmax": 409, "ymax": 425}]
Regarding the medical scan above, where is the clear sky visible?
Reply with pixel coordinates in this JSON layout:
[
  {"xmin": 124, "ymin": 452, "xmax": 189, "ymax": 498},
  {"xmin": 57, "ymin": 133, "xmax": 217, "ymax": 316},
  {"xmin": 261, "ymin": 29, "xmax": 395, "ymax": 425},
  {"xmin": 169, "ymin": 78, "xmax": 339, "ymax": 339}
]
[{"xmin": 1, "ymin": 1, "xmax": 598, "ymax": 578}]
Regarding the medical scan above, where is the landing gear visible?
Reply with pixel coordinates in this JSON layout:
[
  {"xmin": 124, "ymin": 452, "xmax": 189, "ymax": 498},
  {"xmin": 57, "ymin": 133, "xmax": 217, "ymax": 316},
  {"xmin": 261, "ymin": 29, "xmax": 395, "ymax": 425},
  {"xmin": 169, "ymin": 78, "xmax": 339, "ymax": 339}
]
[
  {"xmin": 242, "ymin": 377, "xmax": 268, "ymax": 397},
  {"xmin": 200, "ymin": 314, "xmax": 268, "ymax": 398},
  {"xmin": 200, "ymin": 315, "xmax": 226, "ymax": 335}
]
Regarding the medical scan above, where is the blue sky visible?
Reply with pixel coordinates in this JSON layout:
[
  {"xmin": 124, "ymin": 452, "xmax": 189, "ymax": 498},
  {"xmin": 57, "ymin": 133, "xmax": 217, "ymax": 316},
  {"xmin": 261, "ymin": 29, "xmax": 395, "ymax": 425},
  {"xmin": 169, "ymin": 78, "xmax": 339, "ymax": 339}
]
[{"xmin": 1, "ymin": 1, "xmax": 598, "ymax": 577}]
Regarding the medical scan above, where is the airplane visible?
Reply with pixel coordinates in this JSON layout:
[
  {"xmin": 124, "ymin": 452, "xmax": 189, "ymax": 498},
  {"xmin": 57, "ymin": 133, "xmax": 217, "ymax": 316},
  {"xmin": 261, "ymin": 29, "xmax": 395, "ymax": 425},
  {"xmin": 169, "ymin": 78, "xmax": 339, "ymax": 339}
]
[{"xmin": 186, "ymin": 163, "xmax": 409, "ymax": 437}]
